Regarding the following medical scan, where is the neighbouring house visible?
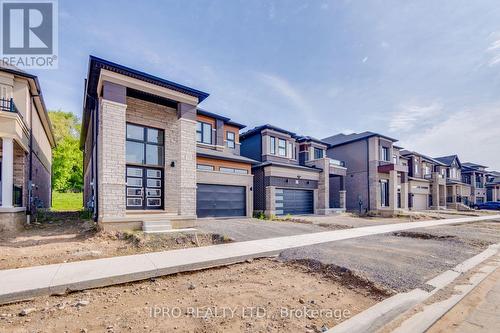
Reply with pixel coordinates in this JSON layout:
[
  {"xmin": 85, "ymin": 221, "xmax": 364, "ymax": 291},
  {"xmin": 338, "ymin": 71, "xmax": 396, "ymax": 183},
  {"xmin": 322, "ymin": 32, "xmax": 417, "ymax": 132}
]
[
  {"xmin": 240, "ymin": 124, "xmax": 347, "ymax": 217},
  {"xmin": 323, "ymin": 132, "xmax": 409, "ymax": 215},
  {"xmin": 81, "ymin": 56, "xmax": 256, "ymax": 231},
  {"xmin": 0, "ymin": 63, "xmax": 55, "ymax": 232},
  {"xmin": 462, "ymin": 162, "xmax": 489, "ymax": 204},
  {"xmin": 434, "ymin": 155, "xmax": 472, "ymax": 209},
  {"xmin": 486, "ymin": 171, "xmax": 500, "ymax": 202},
  {"xmin": 400, "ymin": 150, "xmax": 447, "ymax": 210}
]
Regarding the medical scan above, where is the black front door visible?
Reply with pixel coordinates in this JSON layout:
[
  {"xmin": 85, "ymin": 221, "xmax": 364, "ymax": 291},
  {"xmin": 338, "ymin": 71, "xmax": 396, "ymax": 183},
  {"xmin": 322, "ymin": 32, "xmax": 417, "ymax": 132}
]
[{"xmin": 126, "ymin": 166, "xmax": 163, "ymax": 210}]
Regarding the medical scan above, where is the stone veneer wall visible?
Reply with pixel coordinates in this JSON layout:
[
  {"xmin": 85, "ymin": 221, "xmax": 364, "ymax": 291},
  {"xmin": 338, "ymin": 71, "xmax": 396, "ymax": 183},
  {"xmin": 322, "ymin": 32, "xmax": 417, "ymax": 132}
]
[{"xmin": 98, "ymin": 99, "xmax": 127, "ymax": 220}]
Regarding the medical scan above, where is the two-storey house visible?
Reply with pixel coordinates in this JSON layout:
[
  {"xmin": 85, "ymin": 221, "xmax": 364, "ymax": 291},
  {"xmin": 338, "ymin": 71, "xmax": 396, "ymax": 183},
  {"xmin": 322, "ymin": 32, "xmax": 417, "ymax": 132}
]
[
  {"xmin": 434, "ymin": 155, "xmax": 472, "ymax": 209},
  {"xmin": 81, "ymin": 56, "xmax": 255, "ymax": 231},
  {"xmin": 240, "ymin": 125, "xmax": 346, "ymax": 217},
  {"xmin": 0, "ymin": 63, "xmax": 55, "ymax": 233},
  {"xmin": 486, "ymin": 171, "xmax": 500, "ymax": 202},
  {"xmin": 400, "ymin": 150, "xmax": 447, "ymax": 210},
  {"xmin": 462, "ymin": 162, "xmax": 488, "ymax": 204},
  {"xmin": 323, "ymin": 132, "xmax": 409, "ymax": 215}
]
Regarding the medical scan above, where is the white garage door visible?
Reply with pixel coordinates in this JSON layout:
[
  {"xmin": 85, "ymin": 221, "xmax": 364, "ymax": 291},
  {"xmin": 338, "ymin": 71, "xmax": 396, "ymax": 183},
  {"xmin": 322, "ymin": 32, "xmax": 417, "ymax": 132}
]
[{"xmin": 412, "ymin": 194, "xmax": 428, "ymax": 210}]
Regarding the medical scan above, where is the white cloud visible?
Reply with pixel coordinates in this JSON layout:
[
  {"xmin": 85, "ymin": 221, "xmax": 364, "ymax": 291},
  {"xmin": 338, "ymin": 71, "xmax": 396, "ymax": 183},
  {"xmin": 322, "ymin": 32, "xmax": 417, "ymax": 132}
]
[
  {"xmin": 256, "ymin": 72, "xmax": 310, "ymax": 112},
  {"xmin": 389, "ymin": 102, "xmax": 443, "ymax": 132},
  {"xmin": 399, "ymin": 104, "xmax": 500, "ymax": 170},
  {"xmin": 486, "ymin": 34, "xmax": 500, "ymax": 66},
  {"xmin": 362, "ymin": 57, "xmax": 368, "ymax": 63}
]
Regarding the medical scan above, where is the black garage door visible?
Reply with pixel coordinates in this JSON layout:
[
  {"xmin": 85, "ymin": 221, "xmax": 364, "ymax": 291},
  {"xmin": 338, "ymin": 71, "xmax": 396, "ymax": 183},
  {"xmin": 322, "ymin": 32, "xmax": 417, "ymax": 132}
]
[
  {"xmin": 197, "ymin": 184, "xmax": 246, "ymax": 218},
  {"xmin": 276, "ymin": 189, "xmax": 314, "ymax": 215}
]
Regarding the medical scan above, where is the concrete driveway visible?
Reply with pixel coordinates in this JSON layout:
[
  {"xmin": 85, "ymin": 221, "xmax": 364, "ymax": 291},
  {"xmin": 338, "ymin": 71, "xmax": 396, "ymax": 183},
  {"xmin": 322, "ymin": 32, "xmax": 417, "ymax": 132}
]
[{"xmin": 196, "ymin": 218, "xmax": 326, "ymax": 241}]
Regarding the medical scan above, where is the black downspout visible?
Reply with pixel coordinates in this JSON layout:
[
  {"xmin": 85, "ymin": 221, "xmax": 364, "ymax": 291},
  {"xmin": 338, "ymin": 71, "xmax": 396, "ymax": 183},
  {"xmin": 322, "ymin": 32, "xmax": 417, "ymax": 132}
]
[
  {"xmin": 366, "ymin": 138, "xmax": 370, "ymax": 212},
  {"xmin": 94, "ymin": 99, "xmax": 99, "ymax": 222},
  {"xmin": 27, "ymin": 96, "xmax": 35, "ymax": 219}
]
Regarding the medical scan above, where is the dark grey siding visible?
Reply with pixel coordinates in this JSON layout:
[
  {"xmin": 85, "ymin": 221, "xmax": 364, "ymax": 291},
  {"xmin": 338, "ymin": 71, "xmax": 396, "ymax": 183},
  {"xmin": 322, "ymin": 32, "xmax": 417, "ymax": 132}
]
[
  {"xmin": 253, "ymin": 167, "xmax": 266, "ymax": 211},
  {"xmin": 240, "ymin": 134, "xmax": 262, "ymax": 162},
  {"xmin": 327, "ymin": 139, "xmax": 369, "ymax": 211}
]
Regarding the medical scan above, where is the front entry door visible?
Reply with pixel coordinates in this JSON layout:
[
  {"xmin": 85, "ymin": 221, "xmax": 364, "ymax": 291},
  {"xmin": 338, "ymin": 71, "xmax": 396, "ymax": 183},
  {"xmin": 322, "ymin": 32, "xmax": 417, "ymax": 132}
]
[{"xmin": 126, "ymin": 166, "xmax": 163, "ymax": 210}]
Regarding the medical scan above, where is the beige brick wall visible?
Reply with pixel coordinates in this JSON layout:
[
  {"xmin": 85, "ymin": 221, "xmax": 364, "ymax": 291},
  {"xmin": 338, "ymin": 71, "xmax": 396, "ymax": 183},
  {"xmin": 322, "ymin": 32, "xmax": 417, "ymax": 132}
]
[{"xmin": 98, "ymin": 99, "xmax": 127, "ymax": 219}]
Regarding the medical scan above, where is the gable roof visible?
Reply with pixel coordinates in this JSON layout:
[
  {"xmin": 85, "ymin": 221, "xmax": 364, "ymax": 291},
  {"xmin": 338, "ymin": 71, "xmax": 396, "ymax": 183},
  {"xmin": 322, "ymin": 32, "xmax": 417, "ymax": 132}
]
[
  {"xmin": 462, "ymin": 162, "xmax": 488, "ymax": 169},
  {"xmin": 434, "ymin": 155, "xmax": 462, "ymax": 168},
  {"xmin": 240, "ymin": 124, "xmax": 297, "ymax": 140},
  {"xmin": 322, "ymin": 131, "xmax": 398, "ymax": 147},
  {"xmin": 295, "ymin": 135, "xmax": 330, "ymax": 146},
  {"xmin": 400, "ymin": 150, "xmax": 446, "ymax": 166}
]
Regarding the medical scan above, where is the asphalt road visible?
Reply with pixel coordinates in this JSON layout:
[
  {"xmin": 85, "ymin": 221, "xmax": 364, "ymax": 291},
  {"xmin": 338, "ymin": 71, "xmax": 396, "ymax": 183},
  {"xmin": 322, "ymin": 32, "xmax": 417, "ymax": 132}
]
[{"xmin": 198, "ymin": 217, "xmax": 500, "ymax": 294}]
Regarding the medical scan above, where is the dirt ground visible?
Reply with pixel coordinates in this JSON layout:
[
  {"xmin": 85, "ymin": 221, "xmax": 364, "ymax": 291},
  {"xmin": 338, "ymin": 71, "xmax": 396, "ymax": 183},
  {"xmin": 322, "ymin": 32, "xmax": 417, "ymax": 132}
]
[
  {"xmin": 426, "ymin": 267, "xmax": 500, "ymax": 333},
  {"xmin": 0, "ymin": 213, "xmax": 230, "ymax": 270},
  {"xmin": 0, "ymin": 259, "xmax": 380, "ymax": 333}
]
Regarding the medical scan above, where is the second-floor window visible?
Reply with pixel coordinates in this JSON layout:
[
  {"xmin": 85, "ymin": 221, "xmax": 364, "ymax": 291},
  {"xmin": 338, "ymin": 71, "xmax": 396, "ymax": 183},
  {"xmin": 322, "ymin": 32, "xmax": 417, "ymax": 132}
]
[
  {"xmin": 381, "ymin": 147, "xmax": 390, "ymax": 162},
  {"xmin": 126, "ymin": 123, "xmax": 164, "ymax": 166},
  {"xmin": 414, "ymin": 163, "xmax": 419, "ymax": 175},
  {"xmin": 196, "ymin": 121, "xmax": 212, "ymax": 144},
  {"xmin": 226, "ymin": 131, "xmax": 235, "ymax": 149},
  {"xmin": 278, "ymin": 138, "xmax": 287, "ymax": 156},
  {"xmin": 425, "ymin": 166, "xmax": 430, "ymax": 175},
  {"xmin": 269, "ymin": 136, "xmax": 276, "ymax": 154},
  {"xmin": 314, "ymin": 147, "xmax": 324, "ymax": 159}
]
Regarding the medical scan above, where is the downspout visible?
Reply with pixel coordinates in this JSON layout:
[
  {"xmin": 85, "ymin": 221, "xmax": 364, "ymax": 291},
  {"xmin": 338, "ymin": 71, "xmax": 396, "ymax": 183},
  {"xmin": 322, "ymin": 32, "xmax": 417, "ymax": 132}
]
[
  {"xmin": 27, "ymin": 95, "xmax": 35, "ymax": 224},
  {"xmin": 366, "ymin": 138, "xmax": 370, "ymax": 212},
  {"xmin": 93, "ymin": 98, "xmax": 99, "ymax": 222}
]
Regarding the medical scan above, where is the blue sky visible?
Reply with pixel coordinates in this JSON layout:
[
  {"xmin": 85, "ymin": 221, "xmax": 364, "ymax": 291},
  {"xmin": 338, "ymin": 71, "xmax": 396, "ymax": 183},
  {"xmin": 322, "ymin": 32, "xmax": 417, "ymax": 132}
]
[{"xmin": 33, "ymin": 0, "xmax": 500, "ymax": 169}]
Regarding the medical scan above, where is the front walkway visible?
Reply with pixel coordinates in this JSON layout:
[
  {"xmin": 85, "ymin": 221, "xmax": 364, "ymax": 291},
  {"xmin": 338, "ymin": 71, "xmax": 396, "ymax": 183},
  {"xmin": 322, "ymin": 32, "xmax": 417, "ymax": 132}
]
[{"xmin": 1, "ymin": 215, "xmax": 499, "ymax": 305}]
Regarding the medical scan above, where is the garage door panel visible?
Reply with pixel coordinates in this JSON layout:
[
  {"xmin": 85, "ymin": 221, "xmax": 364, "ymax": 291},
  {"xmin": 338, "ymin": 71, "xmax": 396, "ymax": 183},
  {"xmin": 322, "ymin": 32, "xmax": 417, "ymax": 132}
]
[
  {"xmin": 412, "ymin": 194, "xmax": 428, "ymax": 210},
  {"xmin": 277, "ymin": 189, "xmax": 314, "ymax": 215},
  {"xmin": 197, "ymin": 184, "xmax": 246, "ymax": 217}
]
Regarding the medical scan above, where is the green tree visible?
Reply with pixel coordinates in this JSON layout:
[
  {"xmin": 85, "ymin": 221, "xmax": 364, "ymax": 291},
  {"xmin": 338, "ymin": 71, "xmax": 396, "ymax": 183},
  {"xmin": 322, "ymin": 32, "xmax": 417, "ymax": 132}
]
[{"xmin": 49, "ymin": 110, "xmax": 83, "ymax": 192}]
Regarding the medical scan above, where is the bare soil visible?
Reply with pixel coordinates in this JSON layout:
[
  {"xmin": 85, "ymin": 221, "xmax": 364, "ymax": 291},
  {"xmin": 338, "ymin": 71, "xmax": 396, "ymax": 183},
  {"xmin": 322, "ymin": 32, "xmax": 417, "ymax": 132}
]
[
  {"xmin": 0, "ymin": 259, "xmax": 379, "ymax": 333},
  {"xmin": 0, "ymin": 213, "xmax": 231, "ymax": 270}
]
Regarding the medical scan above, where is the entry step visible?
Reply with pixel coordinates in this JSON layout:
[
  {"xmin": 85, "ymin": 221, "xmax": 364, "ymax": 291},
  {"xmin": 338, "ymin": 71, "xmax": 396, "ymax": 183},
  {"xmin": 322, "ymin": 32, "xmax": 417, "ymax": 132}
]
[{"xmin": 142, "ymin": 220, "xmax": 172, "ymax": 233}]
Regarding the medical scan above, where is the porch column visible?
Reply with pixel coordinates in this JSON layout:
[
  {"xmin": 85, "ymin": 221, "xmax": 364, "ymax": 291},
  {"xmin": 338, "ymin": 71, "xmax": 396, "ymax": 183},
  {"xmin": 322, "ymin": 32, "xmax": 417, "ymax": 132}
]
[
  {"xmin": 400, "ymin": 173, "xmax": 408, "ymax": 209},
  {"xmin": 493, "ymin": 187, "xmax": 498, "ymax": 201},
  {"xmin": 339, "ymin": 176, "xmax": 346, "ymax": 209},
  {"xmin": 388, "ymin": 170, "xmax": 398, "ymax": 210},
  {"xmin": 1, "ymin": 137, "xmax": 14, "ymax": 207},
  {"xmin": 177, "ymin": 103, "xmax": 197, "ymax": 216}
]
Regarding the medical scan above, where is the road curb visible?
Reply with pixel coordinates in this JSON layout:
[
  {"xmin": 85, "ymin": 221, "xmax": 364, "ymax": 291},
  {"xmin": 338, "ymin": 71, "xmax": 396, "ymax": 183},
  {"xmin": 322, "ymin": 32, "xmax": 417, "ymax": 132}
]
[{"xmin": 328, "ymin": 242, "xmax": 500, "ymax": 333}]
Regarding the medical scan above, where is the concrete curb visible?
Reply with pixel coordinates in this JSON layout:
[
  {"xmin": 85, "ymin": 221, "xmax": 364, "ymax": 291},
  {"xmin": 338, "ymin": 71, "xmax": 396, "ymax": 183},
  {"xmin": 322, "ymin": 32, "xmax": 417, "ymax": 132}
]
[
  {"xmin": 1, "ymin": 214, "xmax": 499, "ymax": 305},
  {"xmin": 327, "ymin": 242, "xmax": 500, "ymax": 333}
]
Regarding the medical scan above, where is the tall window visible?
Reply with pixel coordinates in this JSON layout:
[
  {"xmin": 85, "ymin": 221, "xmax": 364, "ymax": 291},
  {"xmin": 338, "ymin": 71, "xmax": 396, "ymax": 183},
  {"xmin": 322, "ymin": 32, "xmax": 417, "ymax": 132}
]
[
  {"xmin": 381, "ymin": 147, "xmax": 390, "ymax": 162},
  {"xmin": 126, "ymin": 123, "xmax": 164, "ymax": 166},
  {"xmin": 414, "ymin": 163, "xmax": 419, "ymax": 175},
  {"xmin": 196, "ymin": 121, "xmax": 212, "ymax": 144},
  {"xmin": 226, "ymin": 131, "xmax": 235, "ymax": 149},
  {"xmin": 380, "ymin": 180, "xmax": 389, "ymax": 207},
  {"xmin": 278, "ymin": 139, "xmax": 287, "ymax": 156},
  {"xmin": 269, "ymin": 136, "xmax": 276, "ymax": 154},
  {"xmin": 314, "ymin": 147, "xmax": 324, "ymax": 159}
]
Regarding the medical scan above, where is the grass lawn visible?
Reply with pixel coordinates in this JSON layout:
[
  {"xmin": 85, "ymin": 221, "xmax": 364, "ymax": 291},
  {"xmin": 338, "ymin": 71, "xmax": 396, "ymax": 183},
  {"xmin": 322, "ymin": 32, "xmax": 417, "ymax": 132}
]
[{"xmin": 52, "ymin": 192, "xmax": 83, "ymax": 211}]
